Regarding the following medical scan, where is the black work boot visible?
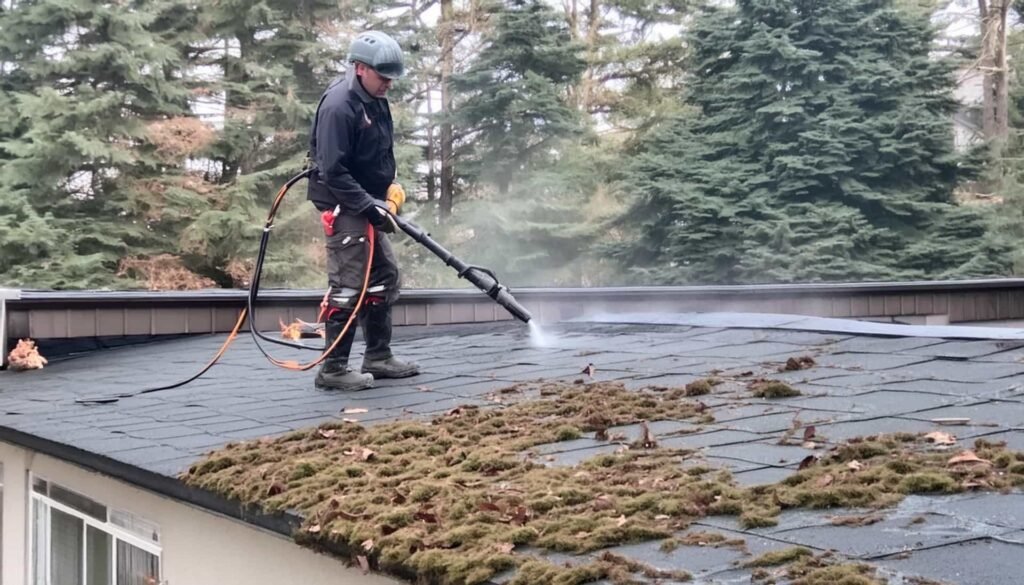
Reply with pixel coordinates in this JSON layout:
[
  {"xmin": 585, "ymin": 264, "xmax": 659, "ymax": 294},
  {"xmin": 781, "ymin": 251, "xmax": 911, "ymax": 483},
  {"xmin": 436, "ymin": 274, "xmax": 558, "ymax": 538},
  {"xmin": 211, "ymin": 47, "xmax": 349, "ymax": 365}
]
[
  {"xmin": 359, "ymin": 302, "xmax": 420, "ymax": 379},
  {"xmin": 316, "ymin": 314, "xmax": 373, "ymax": 391}
]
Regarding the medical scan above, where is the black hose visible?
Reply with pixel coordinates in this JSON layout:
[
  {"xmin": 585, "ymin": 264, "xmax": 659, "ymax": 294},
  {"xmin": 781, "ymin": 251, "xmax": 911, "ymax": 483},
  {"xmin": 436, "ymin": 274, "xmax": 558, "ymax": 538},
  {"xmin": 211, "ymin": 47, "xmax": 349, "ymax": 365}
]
[{"xmin": 245, "ymin": 169, "xmax": 328, "ymax": 358}]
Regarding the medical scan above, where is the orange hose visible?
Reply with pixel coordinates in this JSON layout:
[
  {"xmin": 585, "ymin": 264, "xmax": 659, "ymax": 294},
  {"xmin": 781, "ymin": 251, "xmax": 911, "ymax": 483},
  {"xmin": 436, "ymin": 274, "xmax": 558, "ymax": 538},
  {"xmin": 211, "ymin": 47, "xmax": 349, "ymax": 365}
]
[
  {"xmin": 130, "ymin": 174, "xmax": 376, "ymax": 396},
  {"xmin": 266, "ymin": 226, "xmax": 375, "ymax": 371},
  {"xmin": 248, "ymin": 179, "xmax": 377, "ymax": 371}
]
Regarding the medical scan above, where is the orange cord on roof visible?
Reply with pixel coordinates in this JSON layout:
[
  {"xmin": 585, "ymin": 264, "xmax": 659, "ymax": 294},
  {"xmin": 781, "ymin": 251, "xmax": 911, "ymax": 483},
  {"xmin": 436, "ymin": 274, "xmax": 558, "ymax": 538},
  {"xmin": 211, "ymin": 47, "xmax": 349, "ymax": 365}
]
[
  {"xmin": 268, "ymin": 226, "xmax": 373, "ymax": 371},
  {"xmin": 127, "ymin": 172, "xmax": 375, "ymax": 396}
]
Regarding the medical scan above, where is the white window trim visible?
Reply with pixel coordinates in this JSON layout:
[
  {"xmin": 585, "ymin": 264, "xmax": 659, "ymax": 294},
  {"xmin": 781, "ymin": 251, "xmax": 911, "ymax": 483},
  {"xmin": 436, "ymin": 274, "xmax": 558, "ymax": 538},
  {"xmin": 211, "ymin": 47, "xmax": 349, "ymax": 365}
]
[{"xmin": 28, "ymin": 475, "xmax": 161, "ymax": 585}]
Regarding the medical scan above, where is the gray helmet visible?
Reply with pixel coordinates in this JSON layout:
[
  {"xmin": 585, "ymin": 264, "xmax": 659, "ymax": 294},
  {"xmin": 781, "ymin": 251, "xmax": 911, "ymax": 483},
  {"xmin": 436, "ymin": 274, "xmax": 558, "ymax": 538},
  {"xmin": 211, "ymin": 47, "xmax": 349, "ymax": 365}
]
[{"xmin": 347, "ymin": 31, "xmax": 405, "ymax": 80}]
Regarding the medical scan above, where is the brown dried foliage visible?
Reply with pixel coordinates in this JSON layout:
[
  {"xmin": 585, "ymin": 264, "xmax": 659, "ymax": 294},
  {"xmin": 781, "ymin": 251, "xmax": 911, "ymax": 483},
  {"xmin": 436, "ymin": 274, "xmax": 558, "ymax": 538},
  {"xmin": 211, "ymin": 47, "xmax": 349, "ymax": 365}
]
[
  {"xmin": 146, "ymin": 117, "xmax": 215, "ymax": 161},
  {"xmin": 224, "ymin": 258, "xmax": 255, "ymax": 288},
  {"xmin": 117, "ymin": 254, "xmax": 216, "ymax": 291},
  {"xmin": 7, "ymin": 339, "xmax": 48, "ymax": 371}
]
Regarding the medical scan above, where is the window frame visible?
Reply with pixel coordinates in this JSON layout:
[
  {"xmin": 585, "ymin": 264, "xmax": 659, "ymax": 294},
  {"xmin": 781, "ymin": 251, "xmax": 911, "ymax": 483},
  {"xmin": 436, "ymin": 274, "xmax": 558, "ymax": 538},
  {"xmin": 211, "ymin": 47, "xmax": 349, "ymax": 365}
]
[{"xmin": 28, "ymin": 475, "xmax": 161, "ymax": 585}]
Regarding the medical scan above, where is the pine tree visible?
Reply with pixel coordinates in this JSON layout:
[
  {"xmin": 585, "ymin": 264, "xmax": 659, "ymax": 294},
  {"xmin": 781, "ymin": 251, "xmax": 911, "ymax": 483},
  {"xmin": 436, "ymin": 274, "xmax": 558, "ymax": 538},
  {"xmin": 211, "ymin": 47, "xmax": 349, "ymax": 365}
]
[
  {"xmin": 453, "ymin": 0, "xmax": 586, "ymax": 195},
  {"xmin": 614, "ymin": 0, "xmax": 1008, "ymax": 284},
  {"xmin": 0, "ymin": 0, "xmax": 198, "ymax": 289},
  {"xmin": 576, "ymin": 0, "xmax": 692, "ymax": 132}
]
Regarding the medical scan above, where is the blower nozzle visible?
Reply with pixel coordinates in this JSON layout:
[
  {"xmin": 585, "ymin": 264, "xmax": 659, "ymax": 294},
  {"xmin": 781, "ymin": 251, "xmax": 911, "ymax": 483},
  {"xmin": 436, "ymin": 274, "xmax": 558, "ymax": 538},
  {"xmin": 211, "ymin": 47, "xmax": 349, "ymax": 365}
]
[
  {"xmin": 491, "ymin": 285, "xmax": 533, "ymax": 324},
  {"xmin": 390, "ymin": 213, "xmax": 532, "ymax": 324}
]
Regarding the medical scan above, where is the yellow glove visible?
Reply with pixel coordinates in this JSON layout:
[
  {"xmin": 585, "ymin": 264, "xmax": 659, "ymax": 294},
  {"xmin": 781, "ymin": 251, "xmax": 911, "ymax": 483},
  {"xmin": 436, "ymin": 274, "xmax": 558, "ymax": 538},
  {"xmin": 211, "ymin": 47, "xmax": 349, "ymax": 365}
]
[{"xmin": 386, "ymin": 183, "xmax": 406, "ymax": 215}]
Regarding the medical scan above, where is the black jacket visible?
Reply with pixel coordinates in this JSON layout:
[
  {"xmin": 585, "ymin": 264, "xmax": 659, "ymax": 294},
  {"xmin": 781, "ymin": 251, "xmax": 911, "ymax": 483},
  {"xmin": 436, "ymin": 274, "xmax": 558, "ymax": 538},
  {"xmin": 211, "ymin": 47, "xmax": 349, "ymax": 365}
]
[{"xmin": 307, "ymin": 68, "xmax": 396, "ymax": 214}]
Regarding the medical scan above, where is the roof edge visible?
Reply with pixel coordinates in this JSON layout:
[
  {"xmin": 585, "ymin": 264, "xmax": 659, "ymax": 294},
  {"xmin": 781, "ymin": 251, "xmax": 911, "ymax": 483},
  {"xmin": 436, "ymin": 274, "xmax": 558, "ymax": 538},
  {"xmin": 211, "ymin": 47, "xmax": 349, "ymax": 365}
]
[
  {"xmin": 10, "ymin": 279, "xmax": 1024, "ymax": 306},
  {"xmin": 0, "ymin": 425, "xmax": 298, "ymax": 535}
]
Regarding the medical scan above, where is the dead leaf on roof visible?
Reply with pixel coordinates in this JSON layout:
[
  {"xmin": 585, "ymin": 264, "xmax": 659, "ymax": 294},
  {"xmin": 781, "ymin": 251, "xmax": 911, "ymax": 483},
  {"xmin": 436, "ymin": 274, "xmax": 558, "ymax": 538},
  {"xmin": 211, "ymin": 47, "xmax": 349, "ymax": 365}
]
[
  {"xmin": 342, "ymin": 408, "xmax": 369, "ymax": 414},
  {"xmin": 416, "ymin": 386, "xmax": 432, "ymax": 392},
  {"xmin": 446, "ymin": 407, "xmax": 464, "ymax": 418},
  {"xmin": 947, "ymin": 450, "xmax": 991, "ymax": 467},
  {"xmin": 803, "ymin": 426, "xmax": 816, "ymax": 440},
  {"xmin": 361, "ymin": 539, "xmax": 375, "ymax": 552},
  {"xmin": 798, "ymin": 455, "xmax": 817, "ymax": 470},
  {"xmin": 356, "ymin": 554, "xmax": 370, "ymax": 573},
  {"xmin": 344, "ymin": 447, "xmax": 375, "ymax": 461},
  {"xmin": 592, "ymin": 494, "xmax": 615, "ymax": 511},
  {"xmin": 7, "ymin": 339, "xmax": 48, "ymax": 371},
  {"xmin": 802, "ymin": 441, "xmax": 818, "ymax": 450},
  {"xmin": 478, "ymin": 501, "xmax": 502, "ymax": 513},
  {"xmin": 581, "ymin": 363, "xmax": 595, "ymax": 378},
  {"xmin": 781, "ymin": 355, "xmax": 816, "ymax": 372},
  {"xmin": 414, "ymin": 509, "xmax": 439, "ymax": 524},
  {"xmin": 924, "ymin": 431, "xmax": 957, "ymax": 446},
  {"xmin": 634, "ymin": 421, "xmax": 658, "ymax": 449},
  {"xmin": 341, "ymin": 418, "xmax": 360, "ymax": 424},
  {"xmin": 494, "ymin": 542, "xmax": 515, "ymax": 555},
  {"xmin": 595, "ymin": 427, "xmax": 609, "ymax": 441},
  {"xmin": 509, "ymin": 506, "xmax": 531, "ymax": 525}
]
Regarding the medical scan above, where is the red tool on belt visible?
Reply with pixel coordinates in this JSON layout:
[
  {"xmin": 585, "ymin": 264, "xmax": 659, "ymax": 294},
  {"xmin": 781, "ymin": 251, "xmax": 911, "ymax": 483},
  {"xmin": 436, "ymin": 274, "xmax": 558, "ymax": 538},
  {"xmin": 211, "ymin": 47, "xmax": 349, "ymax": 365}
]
[{"xmin": 320, "ymin": 204, "xmax": 342, "ymax": 236}]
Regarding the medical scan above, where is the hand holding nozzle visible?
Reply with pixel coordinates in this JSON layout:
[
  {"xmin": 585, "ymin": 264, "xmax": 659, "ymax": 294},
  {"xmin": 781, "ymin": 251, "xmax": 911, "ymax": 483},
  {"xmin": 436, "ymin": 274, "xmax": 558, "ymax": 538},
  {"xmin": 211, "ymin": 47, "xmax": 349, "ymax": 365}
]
[{"xmin": 365, "ymin": 203, "xmax": 398, "ymax": 233}]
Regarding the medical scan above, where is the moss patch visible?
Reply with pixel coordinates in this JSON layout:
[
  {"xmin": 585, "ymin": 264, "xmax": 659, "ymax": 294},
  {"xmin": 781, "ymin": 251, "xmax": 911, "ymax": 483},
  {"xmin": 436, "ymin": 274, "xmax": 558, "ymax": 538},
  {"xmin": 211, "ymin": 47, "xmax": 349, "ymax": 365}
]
[
  {"xmin": 184, "ymin": 383, "xmax": 1024, "ymax": 585},
  {"xmin": 744, "ymin": 546, "xmax": 813, "ymax": 567},
  {"xmin": 751, "ymin": 552, "xmax": 884, "ymax": 585},
  {"xmin": 184, "ymin": 383, "xmax": 719, "ymax": 584},
  {"xmin": 781, "ymin": 356, "xmax": 816, "ymax": 372},
  {"xmin": 750, "ymin": 380, "xmax": 801, "ymax": 398},
  {"xmin": 682, "ymin": 379, "xmax": 713, "ymax": 396},
  {"xmin": 660, "ymin": 531, "xmax": 746, "ymax": 553}
]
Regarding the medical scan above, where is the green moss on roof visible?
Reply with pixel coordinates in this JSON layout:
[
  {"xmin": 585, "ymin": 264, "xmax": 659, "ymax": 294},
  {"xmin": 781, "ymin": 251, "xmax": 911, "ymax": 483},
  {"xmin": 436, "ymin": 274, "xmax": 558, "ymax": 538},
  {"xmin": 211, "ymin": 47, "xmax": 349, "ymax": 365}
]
[{"xmin": 183, "ymin": 382, "xmax": 1024, "ymax": 585}]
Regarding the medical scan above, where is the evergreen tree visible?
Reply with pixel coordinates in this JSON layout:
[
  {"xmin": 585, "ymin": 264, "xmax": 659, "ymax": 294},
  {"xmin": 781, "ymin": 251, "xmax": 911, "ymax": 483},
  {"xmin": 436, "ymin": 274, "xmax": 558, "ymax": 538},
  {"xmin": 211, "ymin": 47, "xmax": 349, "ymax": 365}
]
[
  {"xmin": 579, "ymin": 0, "xmax": 692, "ymax": 132},
  {"xmin": 455, "ymin": 140, "xmax": 624, "ymax": 286},
  {"xmin": 614, "ymin": 0, "xmax": 1008, "ymax": 284},
  {"xmin": 0, "ymin": 0, "xmax": 198, "ymax": 289},
  {"xmin": 430, "ymin": 0, "xmax": 602, "ymax": 287},
  {"xmin": 453, "ymin": 0, "xmax": 585, "ymax": 195}
]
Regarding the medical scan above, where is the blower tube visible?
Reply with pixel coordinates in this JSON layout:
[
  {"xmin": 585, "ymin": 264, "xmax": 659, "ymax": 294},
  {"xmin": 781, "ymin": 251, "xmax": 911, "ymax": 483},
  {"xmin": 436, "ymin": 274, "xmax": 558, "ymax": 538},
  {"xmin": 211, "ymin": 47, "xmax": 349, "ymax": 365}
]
[{"xmin": 390, "ymin": 213, "xmax": 533, "ymax": 324}]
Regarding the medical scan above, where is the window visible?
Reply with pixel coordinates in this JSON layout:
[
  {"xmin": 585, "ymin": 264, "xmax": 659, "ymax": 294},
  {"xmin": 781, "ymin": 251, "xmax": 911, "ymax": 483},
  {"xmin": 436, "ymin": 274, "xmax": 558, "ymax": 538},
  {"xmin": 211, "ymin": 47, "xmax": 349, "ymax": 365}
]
[
  {"xmin": 0, "ymin": 463, "xmax": 4, "ymax": 584},
  {"xmin": 30, "ymin": 477, "xmax": 160, "ymax": 585}
]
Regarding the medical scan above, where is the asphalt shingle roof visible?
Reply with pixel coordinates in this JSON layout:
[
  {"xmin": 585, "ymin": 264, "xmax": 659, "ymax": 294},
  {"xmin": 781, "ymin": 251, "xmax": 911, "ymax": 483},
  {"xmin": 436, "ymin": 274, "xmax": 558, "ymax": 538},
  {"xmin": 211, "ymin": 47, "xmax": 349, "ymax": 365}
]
[{"xmin": 3, "ymin": 313, "xmax": 1024, "ymax": 584}]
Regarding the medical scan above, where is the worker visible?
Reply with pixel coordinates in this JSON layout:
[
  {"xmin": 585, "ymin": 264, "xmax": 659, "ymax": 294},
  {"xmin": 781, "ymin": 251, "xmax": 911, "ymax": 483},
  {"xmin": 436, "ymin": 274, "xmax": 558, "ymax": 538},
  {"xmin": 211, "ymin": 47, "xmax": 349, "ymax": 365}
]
[{"xmin": 306, "ymin": 31, "xmax": 419, "ymax": 391}]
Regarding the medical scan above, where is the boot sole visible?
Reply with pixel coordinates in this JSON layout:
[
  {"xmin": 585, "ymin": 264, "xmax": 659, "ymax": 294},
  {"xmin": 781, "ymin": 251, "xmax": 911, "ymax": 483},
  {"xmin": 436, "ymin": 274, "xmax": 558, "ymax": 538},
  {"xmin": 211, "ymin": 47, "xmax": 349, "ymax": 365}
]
[
  {"xmin": 315, "ymin": 377, "xmax": 374, "ymax": 392},
  {"xmin": 361, "ymin": 369, "xmax": 420, "ymax": 379}
]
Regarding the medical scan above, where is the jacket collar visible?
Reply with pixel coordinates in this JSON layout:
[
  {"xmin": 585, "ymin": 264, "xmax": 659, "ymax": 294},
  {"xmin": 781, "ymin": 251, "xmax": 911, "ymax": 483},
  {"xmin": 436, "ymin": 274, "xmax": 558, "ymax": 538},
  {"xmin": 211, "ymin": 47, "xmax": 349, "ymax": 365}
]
[{"xmin": 346, "ymin": 67, "xmax": 375, "ymax": 104}]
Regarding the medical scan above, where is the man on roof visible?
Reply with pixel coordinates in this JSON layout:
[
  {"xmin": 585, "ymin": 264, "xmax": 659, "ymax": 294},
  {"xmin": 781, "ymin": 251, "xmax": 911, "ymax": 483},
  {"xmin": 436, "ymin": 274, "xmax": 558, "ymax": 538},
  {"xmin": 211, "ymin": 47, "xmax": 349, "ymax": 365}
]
[{"xmin": 306, "ymin": 31, "xmax": 419, "ymax": 391}]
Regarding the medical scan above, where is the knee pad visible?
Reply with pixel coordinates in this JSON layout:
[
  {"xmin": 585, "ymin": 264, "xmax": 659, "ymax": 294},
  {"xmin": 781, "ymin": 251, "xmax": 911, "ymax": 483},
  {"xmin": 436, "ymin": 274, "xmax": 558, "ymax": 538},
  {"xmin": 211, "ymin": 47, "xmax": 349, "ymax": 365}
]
[{"xmin": 327, "ymin": 287, "xmax": 362, "ymax": 309}]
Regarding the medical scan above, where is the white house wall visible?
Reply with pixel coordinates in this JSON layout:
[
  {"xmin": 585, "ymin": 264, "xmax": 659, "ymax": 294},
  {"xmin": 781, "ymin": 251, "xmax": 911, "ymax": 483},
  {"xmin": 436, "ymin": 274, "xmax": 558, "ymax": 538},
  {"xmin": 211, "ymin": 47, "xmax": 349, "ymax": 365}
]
[{"xmin": 0, "ymin": 441, "xmax": 402, "ymax": 585}]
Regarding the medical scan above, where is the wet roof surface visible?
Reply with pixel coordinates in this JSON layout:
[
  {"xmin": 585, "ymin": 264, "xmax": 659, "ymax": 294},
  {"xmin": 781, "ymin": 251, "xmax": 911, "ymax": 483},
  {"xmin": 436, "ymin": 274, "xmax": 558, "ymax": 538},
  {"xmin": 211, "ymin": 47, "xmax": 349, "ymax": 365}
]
[{"xmin": 3, "ymin": 314, "xmax": 1024, "ymax": 584}]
